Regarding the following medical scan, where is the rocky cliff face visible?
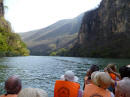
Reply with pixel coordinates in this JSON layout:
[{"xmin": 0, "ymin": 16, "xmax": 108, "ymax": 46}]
[
  {"xmin": 71, "ymin": 0, "xmax": 130, "ymax": 58},
  {"xmin": 0, "ymin": 0, "xmax": 4, "ymax": 16},
  {"xmin": 0, "ymin": 0, "xmax": 8, "ymax": 29}
]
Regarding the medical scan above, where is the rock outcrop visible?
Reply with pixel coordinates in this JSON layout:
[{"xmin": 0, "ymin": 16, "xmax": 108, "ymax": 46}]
[
  {"xmin": 70, "ymin": 0, "xmax": 130, "ymax": 58},
  {"xmin": 0, "ymin": 0, "xmax": 4, "ymax": 17}
]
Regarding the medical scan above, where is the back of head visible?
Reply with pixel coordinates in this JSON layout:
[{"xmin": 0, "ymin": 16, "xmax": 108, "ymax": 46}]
[
  {"xmin": 119, "ymin": 65, "xmax": 130, "ymax": 79},
  {"xmin": 91, "ymin": 72, "xmax": 111, "ymax": 89},
  {"xmin": 87, "ymin": 65, "xmax": 99, "ymax": 78},
  {"xmin": 18, "ymin": 88, "xmax": 48, "ymax": 97},
  {"xmin": 5, "ymin": 76, "xmax": 22, "ymax": 94},
  {"xmin": 127, "ymin": 64, "xmax": 130, "ymax": 68},
  {"xmin": 64, "ymin": 70, "xmax": 78, "ymax": 82},
  {"xmin": 107, "ymin": 63, "xmax": 116, "ymax": 71},
  {"xmin": 90, "ymin": 64, "xmax": 99, "ymax": 73}
]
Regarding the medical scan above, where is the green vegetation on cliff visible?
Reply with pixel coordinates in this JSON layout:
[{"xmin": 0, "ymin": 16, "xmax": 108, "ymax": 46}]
[
  {"xmin": 0, "ymin": 1, "xmax": 29, "ymax": 57},
  {"xmin": 50, "ymin": 48, "xmax": 68, "ymax": 56},
  {"xmin": 0, "ymin": 18, "xmax": 29, "ymax": 57}
]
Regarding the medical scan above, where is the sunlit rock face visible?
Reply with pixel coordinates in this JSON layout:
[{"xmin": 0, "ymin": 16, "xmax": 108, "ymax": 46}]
[{"xmin": 72, "ymin": 0, "xmax": 130, "ymax": 58}]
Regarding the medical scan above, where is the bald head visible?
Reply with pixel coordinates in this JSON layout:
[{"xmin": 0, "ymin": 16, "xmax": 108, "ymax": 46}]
[{"xmin": 5, "ymin": 76, "xmax": 22, "ymax": 94}]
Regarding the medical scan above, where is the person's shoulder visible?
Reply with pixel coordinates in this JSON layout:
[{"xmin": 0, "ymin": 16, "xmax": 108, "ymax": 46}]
[
  {"xmin": 5, "ymin": 94, "xmax": 17, "ymax": 97},
  {"xmin": 12, "ymin": 94, "xmax": 17, "ymax": 97},
  {"xmin": 41, "ymin": 89, "xmax": 48, "ymax": 96},
  {"xmin": 36, "ymin": 89, "xmax": 48, "ymax": 97}
]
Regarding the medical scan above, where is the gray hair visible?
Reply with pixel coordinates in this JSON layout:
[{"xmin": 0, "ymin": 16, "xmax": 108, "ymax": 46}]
[
  {"xmin": 116, "ymin": 77, "xmax": 130, "ymax": 97},
  {"xmin": 91, "ymin": 72, "xmax": 111, "ymax": 89},
  {"xmin": 18, "ymin": 88, "xmax": 48, "ymax": 97}
]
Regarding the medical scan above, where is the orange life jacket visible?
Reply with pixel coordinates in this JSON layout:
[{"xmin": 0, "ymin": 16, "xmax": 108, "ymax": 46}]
[
  {"xmin": 83, "ymin": 84, "xmax": 111, "ymax": 97},
  {"xmin": 109, "ymin": 73, "xmax": 116, "ymax": 80},
  {"xmin": 54, "ymin": 80, "xmax": 80, "ymax": 97},
  {"xmin": 0, "ymin": 94, "xmax": 17, "ymax": 97}
]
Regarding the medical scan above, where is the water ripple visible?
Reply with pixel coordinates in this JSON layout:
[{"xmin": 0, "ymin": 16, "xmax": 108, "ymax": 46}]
[{"xmin": 0, "ymin": 56, "xmax": 130, "ymax": 97}]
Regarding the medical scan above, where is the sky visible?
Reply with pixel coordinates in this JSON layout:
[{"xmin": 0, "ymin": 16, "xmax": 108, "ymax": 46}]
[{"xmin": 4, "ymin": 0, "xmax": 102, "ymax": 33}]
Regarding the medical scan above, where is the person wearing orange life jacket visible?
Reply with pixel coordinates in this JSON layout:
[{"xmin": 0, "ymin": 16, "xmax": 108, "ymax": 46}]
[
  {"xmin": 105, "ymin": 64, "xmax": 121, "ymax": 81},
  {"xmin": 54, "ymin": 70, "xmax": 82, "ymax": 97},
  {"xmin": 104, "ymin": 64, "xmax": 121, "ymax": 93},
  {"xmin": 0, "ymin": 76, "xmax": 22, "ymax": 97},
  {"xmin": 83, "ymin": 64, "xmax": 99, "ymax": 90},
  {"xmin": 83, "ymin": 71, "xmax": 114, "ymax": 97}
]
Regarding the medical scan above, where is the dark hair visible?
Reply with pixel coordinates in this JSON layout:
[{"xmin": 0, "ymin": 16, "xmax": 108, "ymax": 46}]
[
  {"xmin": 119, "ymin": 65, "xmax": 130, "ymax": 79},
  {"xmin": 90, "ymin": 64, "xmax": 99, "ymax": 73},
  {"xmin": 5, "ymin": 76, "xmax": 22, "ymax": 95}
]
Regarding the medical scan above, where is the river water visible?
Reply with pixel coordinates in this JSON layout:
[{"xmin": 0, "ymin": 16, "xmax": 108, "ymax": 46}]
[{"xmin": 0, "ymin": 56, "xmax": 130, "ymax": 96}]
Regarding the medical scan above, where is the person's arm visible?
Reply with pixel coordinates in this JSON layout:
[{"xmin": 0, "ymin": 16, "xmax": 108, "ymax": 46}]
[
  {"xmin": 83, "ymin": 77, "xmax": 86, "ymax": 90},
  {"xmin": 83, "ymin": 70, "xmax": 91, "ymax": 90},
  {"xmin": 105, "ymin": 67, "xmax": 121, "ymax": 80},
  {"xmin": 108, "ymin": 68, "xmax": 121, "ymax": 80},
  {"xmin": 112, "ymin": 72, "xmax": 121, "ymax": 80}
]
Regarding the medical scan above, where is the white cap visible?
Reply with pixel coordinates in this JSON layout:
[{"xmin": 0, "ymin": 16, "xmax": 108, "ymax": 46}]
[
  {"xmin": 60, "ymin": 70, "xmax": 78, "ymax": 82},
  {"xmin": 127, "ymin": 65, "xmax": 130, "ymax": 68}
]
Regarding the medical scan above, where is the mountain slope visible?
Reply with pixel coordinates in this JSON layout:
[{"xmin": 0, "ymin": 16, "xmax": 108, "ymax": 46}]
[
  {"xmin": 20, "ymin": 14, "xmax": 84, "ymax": 55},
  {"xmin": 69, "ymin": 0, "xmax": 130, "ymax": 58}
]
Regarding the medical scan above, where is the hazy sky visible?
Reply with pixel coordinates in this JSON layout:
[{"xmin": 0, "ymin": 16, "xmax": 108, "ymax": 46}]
[{"xmin": 4, "ymin": 0, "xmax": 102, "ymax": 33}]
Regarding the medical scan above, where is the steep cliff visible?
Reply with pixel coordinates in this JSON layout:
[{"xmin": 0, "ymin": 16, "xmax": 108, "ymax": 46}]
[
  {"xmin": 0, "ymin": 0, "xmax": 29, "ymax": 56},
  {"xmin": 70, "ymin": 0, "xmax": 130, "ymax": 58},
  {"xmin": 0, "ymin": 0, "xmax": 4, "ymax": 17}
]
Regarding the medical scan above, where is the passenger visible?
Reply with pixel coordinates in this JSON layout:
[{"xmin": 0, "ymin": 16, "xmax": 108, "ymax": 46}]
[
  {"xmin": 83, "ymin": 72, "xmax": 114, "ymax": 97},
  {"xmin": 104, "ymin": 64, "xmax": 121, "ymax": 93},
  {"xmin": 0, "ymin": 76, "xmax": 22, "ymax": 97},
  {"xmin": 115, "ymin": 65, "xmax": 130, "ymax": 97},
  {"xmin": 83, "ymin": 65, "xmax": 99, "ymax": 90},
  {"xmin": 105, "ymin": 63, "xmax": 121, "ymax": 80},
  {"xmin": 54, "ymin": 70, "xmax": 82, "ymax": 97},
  {"xmin": 18, "ymin": 88, "xmax": 48, "ymax": 97}
]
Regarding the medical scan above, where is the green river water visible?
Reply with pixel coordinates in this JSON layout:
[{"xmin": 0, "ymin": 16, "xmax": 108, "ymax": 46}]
[{"xmin": 0, "ymin": 56, "xmax": 130, "ymax": 96}]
